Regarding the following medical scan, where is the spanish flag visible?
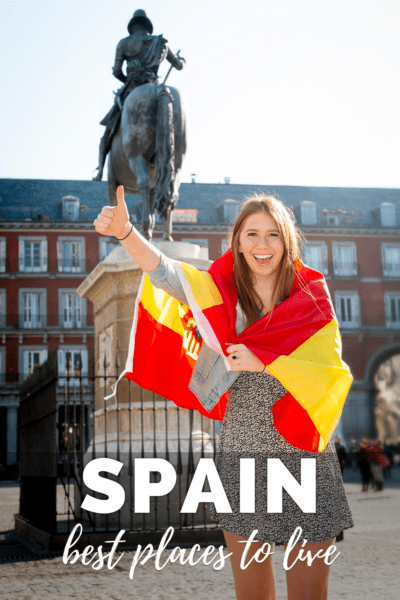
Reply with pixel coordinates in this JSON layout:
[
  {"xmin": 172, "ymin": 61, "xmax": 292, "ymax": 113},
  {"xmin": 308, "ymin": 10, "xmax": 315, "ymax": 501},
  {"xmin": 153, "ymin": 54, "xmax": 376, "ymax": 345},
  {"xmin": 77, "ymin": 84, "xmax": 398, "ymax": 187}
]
[{"xmin": 124, "ymin": 250, "xmax": 353, "ymax": 453}]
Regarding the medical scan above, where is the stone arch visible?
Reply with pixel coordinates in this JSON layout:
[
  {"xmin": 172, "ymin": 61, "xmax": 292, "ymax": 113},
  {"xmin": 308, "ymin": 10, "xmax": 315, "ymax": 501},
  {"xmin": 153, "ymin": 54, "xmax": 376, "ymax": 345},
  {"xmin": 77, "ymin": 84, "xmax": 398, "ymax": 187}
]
[
  {"xmin": 365, "ymin": 344, "xmax": 400, "ymax": 445},
  {"xmin": 364, "ymin": 343, "xmax": 400, "ymax": 385}
]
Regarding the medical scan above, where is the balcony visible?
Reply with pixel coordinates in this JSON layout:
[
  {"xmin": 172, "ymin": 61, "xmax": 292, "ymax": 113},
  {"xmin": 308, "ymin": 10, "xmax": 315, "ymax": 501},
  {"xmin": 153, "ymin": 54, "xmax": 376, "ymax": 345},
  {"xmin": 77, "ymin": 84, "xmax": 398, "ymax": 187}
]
[
  {"xmin": 328, "ymin": 262, "xmax": 361, "ymax": 280},
  {"xmin": 56, "ymin": 259, "xmax": 93, "ymax": 274},
  {"xmin": 2, "ymin": 258, "xmax": 99, "ymax": 276},
  {"xmin": 0, "ymin": 372, "xmax": 33, "ymax": 385},
  {"xmin": 381, "ymin": 264, "xmax": 400, "ymax": 279},
  {"xmin": 3, "ymin": 314, "xmax": 94, "ymax": 330}
]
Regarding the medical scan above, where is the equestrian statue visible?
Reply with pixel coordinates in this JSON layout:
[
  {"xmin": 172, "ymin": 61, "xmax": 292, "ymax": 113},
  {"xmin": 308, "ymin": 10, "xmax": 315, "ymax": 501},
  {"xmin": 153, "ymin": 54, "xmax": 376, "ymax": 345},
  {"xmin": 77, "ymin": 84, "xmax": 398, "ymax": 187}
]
[{"xmin": 93, "ymin": 9, "xmax": 187, "ymax": 240}]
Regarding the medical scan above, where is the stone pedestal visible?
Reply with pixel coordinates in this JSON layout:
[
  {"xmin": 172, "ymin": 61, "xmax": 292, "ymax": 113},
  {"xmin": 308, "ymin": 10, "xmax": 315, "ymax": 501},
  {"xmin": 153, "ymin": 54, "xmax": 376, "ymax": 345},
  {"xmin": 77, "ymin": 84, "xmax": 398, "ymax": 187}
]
[{"xmin": 77, "ymin": 242, "xmax": 216, "ymax": 528}]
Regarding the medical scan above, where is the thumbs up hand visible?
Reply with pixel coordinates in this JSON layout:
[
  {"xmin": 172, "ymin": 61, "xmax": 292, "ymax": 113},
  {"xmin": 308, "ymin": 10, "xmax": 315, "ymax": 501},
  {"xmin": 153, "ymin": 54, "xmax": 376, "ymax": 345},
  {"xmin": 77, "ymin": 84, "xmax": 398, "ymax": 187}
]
[{"xmin": 94, "ymin": 186, "xmax": 131, "ymax": 239}]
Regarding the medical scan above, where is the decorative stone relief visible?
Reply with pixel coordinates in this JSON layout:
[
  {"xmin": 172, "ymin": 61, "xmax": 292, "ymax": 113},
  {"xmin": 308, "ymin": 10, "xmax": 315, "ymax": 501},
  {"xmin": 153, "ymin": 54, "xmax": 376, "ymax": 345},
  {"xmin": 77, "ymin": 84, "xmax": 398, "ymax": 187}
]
[{"xmin": 98, "ymin": 324, "xmax": 114, "ymax": 376}]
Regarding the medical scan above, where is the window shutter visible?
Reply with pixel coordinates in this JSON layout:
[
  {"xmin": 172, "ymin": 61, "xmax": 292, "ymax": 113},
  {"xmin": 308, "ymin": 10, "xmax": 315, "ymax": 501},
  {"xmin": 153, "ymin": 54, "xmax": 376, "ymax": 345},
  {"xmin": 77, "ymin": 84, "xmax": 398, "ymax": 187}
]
[
  {"xmin": 76, "ymin": 296, "xmax": 83, "ymax": 328},
  {"xmin": 41, "ymin": 239, "xmax": 48, "ymax": 272},
  {"xmin": 351, "ymin": 244, "xmax": 357, "ymax": 276},
  {"xmin": 57, "ymin": 240, "xmax": 63, "ymax": 272},
  {"xmin": 381, "ymin": 245, "xmax": 388, "ymax": 276},
  {"xmin": 321, "ymin": 244, "xmax": 328, "ymax": 274},
  {"xmin": 41, "ymin": 349, "xmax": 48, "ymax": 364},
  {"xmin": 61, "ymin": 293, "xmax": 69, "ymax": 328},
  {"xmin": 333, "ymin": 244, "xmax": 338, "ymax": 273},
  {"xmin": 58, "ymin": 349, "xmax": 65, "ymax": 384},
  {"xmin": 19, "ymin": 239, "xmax": 24, "ymax": 272},
  {"xmin": 335, "ymin": 295, "xmax": 342, "ymax": 322},
  {"xmin": 82, "ymin": 349, "xmax": 88, "ymax": 382},
  {"xmin": 384, "ymin": 294, "xmax": 390, "ymax": 327},
  {"xmin": 353, "ymin": 295, "xmax": 360, "ymax": 327},
  {"xmin": 23, "ymin": 351, "xmax": 29, "ymax": 377},
  {"xmin": 37, "ymin": 294, "xmax": 43, "ymax": 328},
  {"xmin": 0, "ymin": 239, "xmax": 5, "ymax": 273}
]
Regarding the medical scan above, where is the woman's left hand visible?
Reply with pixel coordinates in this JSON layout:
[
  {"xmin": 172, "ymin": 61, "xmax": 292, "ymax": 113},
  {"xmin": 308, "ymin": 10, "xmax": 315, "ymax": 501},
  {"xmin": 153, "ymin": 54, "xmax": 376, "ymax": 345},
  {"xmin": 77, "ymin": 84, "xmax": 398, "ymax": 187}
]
[{"xmin": 226, "ymin": 343, "xmax": 270, "ymax": 373}]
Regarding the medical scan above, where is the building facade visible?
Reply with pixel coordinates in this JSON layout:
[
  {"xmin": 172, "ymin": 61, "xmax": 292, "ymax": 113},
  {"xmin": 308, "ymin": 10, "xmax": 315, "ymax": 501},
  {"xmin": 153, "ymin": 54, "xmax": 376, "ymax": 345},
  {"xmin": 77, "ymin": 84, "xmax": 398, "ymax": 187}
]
[{"xmin": 1, "ymin": 179, "xmax": 399, "ymax": 474}]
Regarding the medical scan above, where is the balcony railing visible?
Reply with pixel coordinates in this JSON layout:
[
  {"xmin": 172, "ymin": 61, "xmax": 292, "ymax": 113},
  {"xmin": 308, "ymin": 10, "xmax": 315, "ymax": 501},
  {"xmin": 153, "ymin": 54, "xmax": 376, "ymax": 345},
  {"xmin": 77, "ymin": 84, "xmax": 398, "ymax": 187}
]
[
  {"xmin": 0, "ymin": 372, "xmax": 30, "ymax": 384},
  {"xmin": 3, "ymin": 314, "xmax": 94, "ymax": 329},
  {"xmin": 56, "ymin": 259, "xmax": 92, "ymax": 274},
  {"xmin": 328, "ymin": 261, "xmax": 361, "ymax": 279},
  {"xmin": 2, "ymin": 258, "xmax": 98, "ymax": 275},
  {"xmin": 381, "ymin": 264, "xmax": 400, "ymax": 278}
]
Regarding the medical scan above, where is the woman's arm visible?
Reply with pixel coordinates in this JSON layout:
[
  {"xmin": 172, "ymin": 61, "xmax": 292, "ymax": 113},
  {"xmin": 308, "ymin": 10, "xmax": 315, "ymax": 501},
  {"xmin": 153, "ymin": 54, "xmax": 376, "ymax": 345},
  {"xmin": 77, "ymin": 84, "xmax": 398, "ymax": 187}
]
[{"xmin": 94, "ymin": 186, "xmax": 187, "ymax": 303}]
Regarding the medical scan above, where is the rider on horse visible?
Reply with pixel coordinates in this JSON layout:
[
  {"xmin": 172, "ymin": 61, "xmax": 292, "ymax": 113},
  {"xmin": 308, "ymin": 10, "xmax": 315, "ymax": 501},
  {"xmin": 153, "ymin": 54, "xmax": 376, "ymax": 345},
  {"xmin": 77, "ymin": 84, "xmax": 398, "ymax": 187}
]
[{"xmin": 93, "ymin": 9, "xmax": 185, "ymax": 181}]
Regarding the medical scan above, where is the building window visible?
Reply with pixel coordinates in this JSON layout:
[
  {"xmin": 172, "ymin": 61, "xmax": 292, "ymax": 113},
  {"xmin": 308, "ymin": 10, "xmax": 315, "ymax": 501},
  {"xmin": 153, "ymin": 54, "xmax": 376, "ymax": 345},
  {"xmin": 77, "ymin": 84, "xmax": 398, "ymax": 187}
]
[
  {"xmin": 218, "ymin": 199, "xmax": 240, "ymax": 223},
  {"xmin": 18, "ymin": 237, "xmax": 47, "ymax": 273},
  {"xmin": 332, "ymin": 242, "xmax": 357, "ymax": 276},
  {"xmin": 22, "ymin": 348, "xmax": 48, "ymax": 379},
  {"xmin": 385, "ymin": 293, "xmax": 400, "ymax": 328},
  {"xmin": 59, "ymin": 290, "xmax": 85, "ymax": 328},
  {"xmin": 19, "ymin": 289, "xmax": 46, "ymax": 329},
  {"xmin": 0, "ymin": 238, "xmax": 6, "ymax": 273},
  {"xmin": 61, "ymin": 196, "xmax": 80, "ymax": 221},
  {"xmin": 221, "ymin": 238, "xmax": 230, "ymax": 255},
  {"xmin": 301, "ymin": 241, "xmax": 328, "ymax": 274},
  {"xmin": 382, "ymin": 244, "xmax": 400, "ymax": 277},
  {"xmin": 99, "ymin": 237, "xmax": 117, "ymax": 261},
  {"xmin": 300, "ymin": 201, "xmax": 317, "ymax": 225},
  {"xmin": 380, "ymin": 203, "xmax": 396, "ymax": 227},
  {"xmin": 58, "ymin": 348, "xmax": 88, "ymax": 385},
  {"xmin": 335, "ymin": 292, "xmax": 360, "ymax": 328},
  {"xmin": 57, "ymin": 237, "xmax": 85, "ymax": 273}
]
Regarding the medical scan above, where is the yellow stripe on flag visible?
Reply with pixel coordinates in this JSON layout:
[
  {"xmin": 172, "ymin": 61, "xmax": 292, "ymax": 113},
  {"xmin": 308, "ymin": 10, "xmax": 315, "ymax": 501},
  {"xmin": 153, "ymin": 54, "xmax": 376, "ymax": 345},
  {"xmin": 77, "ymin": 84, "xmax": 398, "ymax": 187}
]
[
  {"xmin": 181, "ymin": 263, "xmax": 224, "ymax": 310},
  {"xmin": 268, "ymin": 320, "xmax": 353, "ymax": 444},
  {"xmin": 142, "ymin": 275, "xmax": 184, "ymax": 335}
]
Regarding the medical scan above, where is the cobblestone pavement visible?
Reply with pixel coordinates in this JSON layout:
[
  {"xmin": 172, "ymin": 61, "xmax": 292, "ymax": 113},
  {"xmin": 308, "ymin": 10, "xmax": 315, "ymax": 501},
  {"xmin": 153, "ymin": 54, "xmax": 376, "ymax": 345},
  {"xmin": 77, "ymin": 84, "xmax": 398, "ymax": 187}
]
[{"xmin": 0, "ymin": 469, "xmax": 399, "ymax": 599}]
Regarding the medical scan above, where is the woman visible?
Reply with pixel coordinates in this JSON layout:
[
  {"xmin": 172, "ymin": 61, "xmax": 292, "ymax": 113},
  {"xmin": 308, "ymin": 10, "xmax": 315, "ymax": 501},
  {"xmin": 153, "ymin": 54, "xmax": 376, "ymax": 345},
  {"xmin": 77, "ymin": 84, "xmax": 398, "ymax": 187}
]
[{"xmin": 94, "ymin": 186, "xmax": 354, "ymax": 600}]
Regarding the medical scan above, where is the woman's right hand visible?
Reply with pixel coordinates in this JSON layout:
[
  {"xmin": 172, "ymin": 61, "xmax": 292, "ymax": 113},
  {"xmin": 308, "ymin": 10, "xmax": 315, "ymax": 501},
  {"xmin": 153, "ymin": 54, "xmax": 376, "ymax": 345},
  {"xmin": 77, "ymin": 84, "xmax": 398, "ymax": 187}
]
[{"xmin": 94, "ymin": 185, "xmax": 131, "ymax": 239}]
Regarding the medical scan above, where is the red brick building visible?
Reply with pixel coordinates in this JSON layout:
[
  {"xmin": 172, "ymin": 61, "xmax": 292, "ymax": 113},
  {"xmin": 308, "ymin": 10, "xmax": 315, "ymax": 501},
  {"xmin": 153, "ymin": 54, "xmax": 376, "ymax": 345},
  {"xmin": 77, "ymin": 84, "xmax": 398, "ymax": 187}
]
[{"xmin": 1, "ymin": 179, "xmax": 399, "ymax": 474}]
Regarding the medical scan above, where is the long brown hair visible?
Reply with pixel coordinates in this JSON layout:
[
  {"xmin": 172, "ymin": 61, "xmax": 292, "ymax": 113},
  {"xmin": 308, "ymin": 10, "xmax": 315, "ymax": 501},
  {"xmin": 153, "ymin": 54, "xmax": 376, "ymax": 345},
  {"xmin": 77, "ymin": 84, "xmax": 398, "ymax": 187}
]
[{"xmin": 229, "ymin": 194, "xmax": 303, "ymax": 327}]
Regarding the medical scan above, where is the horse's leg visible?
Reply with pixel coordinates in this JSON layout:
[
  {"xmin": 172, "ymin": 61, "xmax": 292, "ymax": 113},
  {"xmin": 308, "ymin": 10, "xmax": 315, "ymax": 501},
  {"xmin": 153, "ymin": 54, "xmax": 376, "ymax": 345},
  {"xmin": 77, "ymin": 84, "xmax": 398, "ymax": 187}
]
[
  {"xmin": 162, "ymin": 206, "xmax": 173, "ymax": 242},
  {"xmin": 107, "ymin": 147, "xmax": 118, "ymax": 207},
  {"xmin": 108, "ymin": 177, "xmax": 118, "ymax": 207},
  {"xmin": 127, "ymin": 156, "xmax": 152, "ymax": 240}
]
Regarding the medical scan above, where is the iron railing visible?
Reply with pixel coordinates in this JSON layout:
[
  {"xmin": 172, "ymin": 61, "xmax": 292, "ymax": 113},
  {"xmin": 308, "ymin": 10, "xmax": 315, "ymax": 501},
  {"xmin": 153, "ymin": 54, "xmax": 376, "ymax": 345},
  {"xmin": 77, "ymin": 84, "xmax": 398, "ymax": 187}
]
[
  {"xmin": 18, "ymin": 352, "xmax": 222, "ymax": 544},
  {"xmin": 3, "ymin": 314, "xmax": 94, "ymax": 329},
  {"xmin": 2, "ymin": 258, "xmax": 99, "ymax": 275}
]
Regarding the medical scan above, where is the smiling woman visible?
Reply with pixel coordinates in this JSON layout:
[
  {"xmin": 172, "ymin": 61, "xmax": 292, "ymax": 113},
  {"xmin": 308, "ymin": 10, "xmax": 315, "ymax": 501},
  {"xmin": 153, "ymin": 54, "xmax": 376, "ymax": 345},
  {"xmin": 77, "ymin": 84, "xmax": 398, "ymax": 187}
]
[{"xmin": 94, "ymin": 187, "xmax": 354, "ymax": 600}]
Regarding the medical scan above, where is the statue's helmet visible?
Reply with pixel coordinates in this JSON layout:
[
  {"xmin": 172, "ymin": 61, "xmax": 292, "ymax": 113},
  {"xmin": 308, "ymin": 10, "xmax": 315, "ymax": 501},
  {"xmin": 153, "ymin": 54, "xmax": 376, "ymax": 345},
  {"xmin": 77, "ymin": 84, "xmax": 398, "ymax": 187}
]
[{"xmin": 128, "ymin": 9, "xmax": 153, "ymax": 35}]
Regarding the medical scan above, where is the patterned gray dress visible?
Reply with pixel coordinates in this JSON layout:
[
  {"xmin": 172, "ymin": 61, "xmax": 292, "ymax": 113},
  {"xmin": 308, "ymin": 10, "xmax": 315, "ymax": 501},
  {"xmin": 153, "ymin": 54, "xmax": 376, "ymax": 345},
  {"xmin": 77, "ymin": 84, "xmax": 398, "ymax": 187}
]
[{"xmin": 209, "ymin": 371, "xmax": 354, "ymax": 544}]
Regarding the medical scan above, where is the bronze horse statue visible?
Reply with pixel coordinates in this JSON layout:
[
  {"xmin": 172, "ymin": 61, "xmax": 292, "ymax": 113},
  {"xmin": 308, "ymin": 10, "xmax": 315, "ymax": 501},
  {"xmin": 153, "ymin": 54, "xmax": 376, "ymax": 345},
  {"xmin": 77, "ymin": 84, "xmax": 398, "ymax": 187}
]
[{"xmin": 107, "ymin": 83, "xmax": 186, "ymax": 241}]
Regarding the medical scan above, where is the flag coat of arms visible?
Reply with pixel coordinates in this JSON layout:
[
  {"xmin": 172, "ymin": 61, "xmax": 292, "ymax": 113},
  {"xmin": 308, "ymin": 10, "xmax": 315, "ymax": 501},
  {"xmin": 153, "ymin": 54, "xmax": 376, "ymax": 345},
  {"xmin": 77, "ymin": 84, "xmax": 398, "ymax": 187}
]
[{"xmin": 122, "ymin": 250, "xmax": 353, "ymax": 453}]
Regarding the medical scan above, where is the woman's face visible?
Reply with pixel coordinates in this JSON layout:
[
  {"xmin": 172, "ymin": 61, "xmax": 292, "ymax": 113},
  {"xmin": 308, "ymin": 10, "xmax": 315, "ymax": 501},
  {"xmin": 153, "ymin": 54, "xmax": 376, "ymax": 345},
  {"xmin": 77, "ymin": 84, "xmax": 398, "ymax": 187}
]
[{"xmin": 238, "ymin": 212, "xmax": 285, "ymax": 280}]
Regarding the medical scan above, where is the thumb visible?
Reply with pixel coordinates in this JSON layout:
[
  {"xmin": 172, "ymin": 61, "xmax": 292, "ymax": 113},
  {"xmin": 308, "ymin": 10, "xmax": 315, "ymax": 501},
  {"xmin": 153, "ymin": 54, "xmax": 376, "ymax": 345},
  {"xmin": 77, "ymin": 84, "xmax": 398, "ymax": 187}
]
[{"xmin": 116, "ymin": 185, "xmax": 126, "ymax": 209}]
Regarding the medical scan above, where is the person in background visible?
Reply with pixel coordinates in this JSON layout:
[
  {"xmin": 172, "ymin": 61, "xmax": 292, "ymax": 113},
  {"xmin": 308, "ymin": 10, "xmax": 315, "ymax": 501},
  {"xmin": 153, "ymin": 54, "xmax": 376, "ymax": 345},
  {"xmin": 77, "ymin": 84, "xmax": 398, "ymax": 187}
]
[
  {"xmin": 356, "ymin": 439, "xmax": 371, "ymax": 491},
  {"xmin": 367, "ymin": 439, "xmax": 387, "ymax": 491},
  {"xmin": 383, "ymin": 443, "xmax": 395, "ymax": 479},
  {"xmin": 334, "ymin": 435, "xmax": 348, "ymax": 478}
]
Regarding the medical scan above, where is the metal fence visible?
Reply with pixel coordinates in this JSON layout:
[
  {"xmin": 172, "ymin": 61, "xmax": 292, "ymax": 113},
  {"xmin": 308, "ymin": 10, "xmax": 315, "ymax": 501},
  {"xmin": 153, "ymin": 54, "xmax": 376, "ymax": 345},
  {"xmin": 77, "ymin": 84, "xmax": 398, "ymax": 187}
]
[{"xmin": 17, "ymin": 352, "xmax": 222, "ymax": 548}]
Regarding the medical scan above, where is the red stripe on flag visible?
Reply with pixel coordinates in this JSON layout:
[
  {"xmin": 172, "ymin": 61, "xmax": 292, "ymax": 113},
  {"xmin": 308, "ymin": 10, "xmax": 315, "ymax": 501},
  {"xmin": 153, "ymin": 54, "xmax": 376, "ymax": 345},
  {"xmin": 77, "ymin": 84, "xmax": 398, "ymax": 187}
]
[
  {"xmin": 126, "ymin": 303, "xmax": 227, "ymax": 420},
  {"xmin": 272, "ymin": 392, "xmax": 321, "ymax": 452}
]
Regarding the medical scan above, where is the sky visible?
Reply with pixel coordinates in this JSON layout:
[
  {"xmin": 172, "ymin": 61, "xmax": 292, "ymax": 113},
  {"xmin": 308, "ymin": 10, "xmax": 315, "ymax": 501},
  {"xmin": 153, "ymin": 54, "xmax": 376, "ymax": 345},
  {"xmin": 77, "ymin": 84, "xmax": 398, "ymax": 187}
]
[{"xmin": 1, "ymin": 0, "xmax": 399, "ymax": 187}]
